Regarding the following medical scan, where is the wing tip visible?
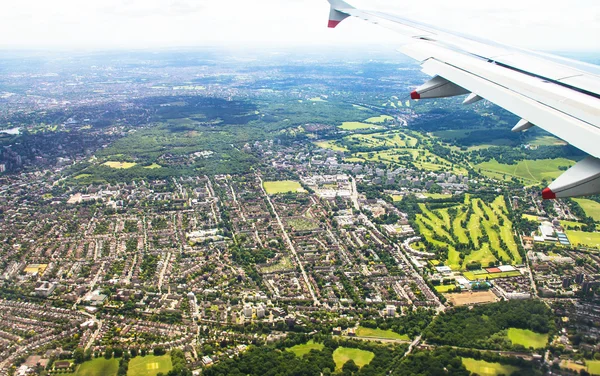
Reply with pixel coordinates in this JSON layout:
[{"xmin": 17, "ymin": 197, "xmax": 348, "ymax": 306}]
[
  {"xmin": 542, "ymin": 187, "xmax": 556, "ymax": 200},
  {"xmin": 328, "ymin": 20, "xmax": 342, "ymax": 28}
]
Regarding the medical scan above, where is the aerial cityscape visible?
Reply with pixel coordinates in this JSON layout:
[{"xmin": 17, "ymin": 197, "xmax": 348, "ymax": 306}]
[{"xmin": 0, "ymin": 41, "xmax": 599, "ymax": 376}]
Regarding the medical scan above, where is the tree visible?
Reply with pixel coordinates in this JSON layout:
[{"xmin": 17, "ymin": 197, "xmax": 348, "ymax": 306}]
[
  {"xmin": 342, "ymin": 359, "xmax": 359, "ymax": 374},
  {"xmin": 104, "ymin": 347, "xmax": 113, "ymax": 359},
  {"xmin": 73, "ymin": 348, "xmax": 84, "ymax": 364}
]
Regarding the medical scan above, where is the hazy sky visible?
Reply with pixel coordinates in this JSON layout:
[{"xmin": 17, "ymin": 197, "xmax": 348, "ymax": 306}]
[{"xmin": 0, "ymin": 0, "xmax": 598, "ymax": 51}]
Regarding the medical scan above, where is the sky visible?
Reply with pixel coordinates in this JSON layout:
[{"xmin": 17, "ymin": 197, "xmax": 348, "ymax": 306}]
[{"xmin": 0, "ymin": 0, "xmax": 598, "ymax": 52}]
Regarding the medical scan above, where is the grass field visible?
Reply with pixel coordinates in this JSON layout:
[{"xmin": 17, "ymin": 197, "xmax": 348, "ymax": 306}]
[
  {"xmin": 587, "ymin": 360, "xmax": 600, "ymax": 375},
  {"xmin": 339, "ymin": 122, "xmax": 384, "ymax": 130},
  {"xmin": 462, "ymin": 358, "xmax": 520, "ymax": 376},
  {"xmin": 71, "ymin": 358, "xmax": 118, "ymax": 376},
  {"xmin": 565, "ymin": 230, "xmax": 600, "ymax": 249},
  {"xmin": 415, "ymin": 196, "xmax": 520, "ymax": 270},
  {"xmin": 573, "ymin": 198, "xmax": 600, "ymax": 221},
  {"xmin": 529, "ymin": 135, "xmax": 567, "ymax": 146},
  {"xmin": 476, "ymin": 158, "xmax": 575, "ymax": 184},
  {"xmin": 127, "ymin": 355, "xmax": 172, "ymax": 376},
  {"xmin": 288, "ymin": 340, "xmax": 325, "ymax": 357},
  {"xmin": 522, "ymin": 214, "xmax": 540, "ymax": 221},
  {"xmin": 365, "ymin": 115, "xmax": 393, "ymax": 123},
  {"xmin": 263, "ymin": 180, "xmax": 305, "ymax": 194},
  {"xmin": 507, "ymin": 328, "xmax": 548, "ymax": 349},
  {"xmin": 103, "ymin": 161, "xmax": 138, "ymax": 169},
  {"xmin": 144, "ymin": 163, "xmax": 162, "ymax": 169},
  {"xmin": 259, "ymin": 256, "xmax": 293, "ymax": 273},
  {"xmin": 314, "ymin": 140, "xmax": 348, "ymax": 152},
  {"xmin": 308, "ymin": 97, "xmax": 327, "ymax": 102},
  {"xmin": 75, "ymin": 174, "xmax": 93, "ymax": 179},
  {"xmin": 332, "ymin": 347, "xmax": 375, "ymax": 370},
  {"xmin": 355, "ymin": 327, "xmax": 409, "ymax": 341},
  {"xmin": 435, "ymin": 284, "xmax": 459, "ymax": 293}
]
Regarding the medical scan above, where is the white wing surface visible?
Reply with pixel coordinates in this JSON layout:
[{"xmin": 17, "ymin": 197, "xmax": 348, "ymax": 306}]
[{"xmin": 327, "ymin": 0, "xmax": 600, "ymax": 199}]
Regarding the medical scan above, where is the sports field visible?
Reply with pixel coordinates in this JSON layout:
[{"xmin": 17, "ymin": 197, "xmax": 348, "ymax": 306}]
[
  {"xmin": 24, "ymin": 264, "xmax": 48, "ymax": 275},
  {"xmin": 288, "ymin": 340, "xmax": 325, "ymax": 357},
  {"xmin": 462, "ymin": 358, "xmax": 520, "ymax": 376},
  {"xmin": 565, "ymin": 230, "xmax": 600, "ymax": 249},
  {"xmin": 338, "ymin": 122, "xmax": 384, "ymax": 130},
  {"xmin": 127, "ymin": 355, "xmax": 172, "ymax": 376},
  {"xmin": 332, "ymin": 347, "xmax": 375, "ymax": 370},
  {"xmin": 263, "ymin": 180, "xmax": 305, "ymax": 194},
  {"xmin": 587, "ymin": 360, "xmax": 600, "ymax": 375},
  {"xmin": 507, "ymin": 328, "xmax": 548, "ymax": 349},
  {"xmin": 573, "ymin": 198, "xmax": 600, "ymax": 221},
  {"xmin": 445, "ymin": 291, "xmax": 498, "ymax": 306},
  {"xmin": 72, "ymin": 358, "xmax": 118, "ymax": 376},
  {"xmin": 355, "ymin": 327, "xmax": 409, "ymax": 341},
  {"xmin": 103, "ymin": 161, "xmax": 138, "ymax": 169},
  {"xmin": 435, "ymin": 284, "xmax": 459, "ymax": 293},
  {"xmin": 475, "ymin": 158, "xmax": 575, "ymax": 184}
]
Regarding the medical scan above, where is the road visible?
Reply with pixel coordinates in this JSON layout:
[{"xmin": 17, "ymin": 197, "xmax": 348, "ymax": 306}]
[{"xmin": 257, "ymin": 174, "xmax": 319, "ymax": 306}]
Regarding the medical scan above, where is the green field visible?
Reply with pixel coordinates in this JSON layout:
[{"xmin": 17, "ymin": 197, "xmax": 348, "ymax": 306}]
[
  {"xmin": 435, "ymin": 284, "xmax": 459, "ymax": 293},
  {"xmin": 126, "ymin": 355, "xmax": 172, "ymax": 376},
  {"xmin": 263, "ymin": 180, "xmax": 305, "ymax": 194},
  {"xmin": 415, "ymin": 196, "xmax": 521, "ymax": 270},
  {"xmin": 565, "ymin": 230, "xmax": 600, "ymax": 249},
  {"xmin": 103, "ymin": 161, "xmax": 138, "ymax": 169},
  {"xmin": 587, "ymin": 360, "xmax": 600, "ymax": 375},
  {"xmin": 308, "ymin": 97, "xmax": 327, "ymax": 102},
  {"xmin": 332, "ymin": 347, "xmax": 375, "ymax": 370},
  {"xmin": 522, "ymin": 214, "xmax": 540, "ymax": 221},
  {"xmin": 507, "ymin": 328, "xmax": 548, "ymax": 349},
  {"xmin": 144, "ymin": 163, "xmax": 162, "ymax": 169},
  {"xmin": 365, "ymin": 115, "xmax": 393, "ymax": 123},
  {"xmin": 339, "ymin": 122, "xmax": 384, "ymax": 130},
  {"xmin": 75, "ymin": 174, "xmax": 93, "ymax": 179},
  {"xmin": 573, "ymin": 198, "xmax": 600, "ymax": 221},
  {"xmin": 476, "ymin": 158, "xmax": 575, "ymax": 184},
  {"xmin": 314, "ymin": 140, "xmax": 348, "ymax": 152},
  {"xmin": 71, "ymin": 358, "xmax": 118, "ymax": 376},
  {"xmin": 355, "ymin": 327, "xmax": 409, "ymax": 341},
  {"xmin": 462, "ymin": 358, "xmax": 520, "ymax": 376},
  {"xmin": 288, "ymin": 340, "xmax": 325, "ymax": 357}
]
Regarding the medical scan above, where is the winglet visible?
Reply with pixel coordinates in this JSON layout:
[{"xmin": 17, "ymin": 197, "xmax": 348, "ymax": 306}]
[{"xmin": 327, "ymin": 0, "xmax": 353, "ymax": 28}]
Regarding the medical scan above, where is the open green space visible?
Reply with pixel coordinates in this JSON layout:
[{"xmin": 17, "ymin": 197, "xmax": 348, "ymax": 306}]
[
  {"xmin": 415, "ymin": 196, "xmax": 521, "ymax": 270},
  {"xmin": 339, "ymin": 122, "xmax": 384, "ymax": 130},
  {"xmin": 308, "ymin": 97, "xmax": 327, "ymax": 102},
  {"xmin": 263, "ymin": 180, "xmax": 305, "ymax": 194},
  {"xmin": 75, "ymin": 174, "xmax": 93, "ymax": 179},
  {"xmin": 144, "ymin": 163, "xmax": 162, "ymax": 169},
  {"xmin": 103, "ymin": 161, "xmax": 138, "ymax": 169},
  {"xmin": 365, "ymin": 115, "xmax": 393, "ymax": 123},
  {"xmin": 587, "ymin": 360, "xmax": 600, "ymax": 375},
  {"xmin": 314, "ymin": 140, "xmax": 348, "ymax": 152},
  {"xmin": 462, "ymin": 358, "xmax": 520, "ymax": 376},
  {"xmin": 475, "ymin": 158, "xmax": 575, "ymax": 184},
  {"xmin": 127, "ymin": 355, "xmax": 172, "ymax": 376},
  {"xmin": 435, "ymin": 284, "xmax": 459, "ymax": 293},
  {"xmin": 507, "ymin": 328, "xmax": 548, "ymax": 349},
  {"xmin": 332, "ymin": 347, "xmax": 375, "ymax": 370},
  {"xmin": 529, "ymin": 135, "xmax": 567, "ymax": 146},
  {"xmin": 522, "ymin": 214, "xmax": 540, "ymax": 221},
  {"xmin": 573, "ymin": 198, "xmax": 600, "ymax": 221},
  {"xmin": 71, "ymin": 358, "xmax": 118, "ymax": 376},
  {"xmin": 355, "ymin": 327, "xmax": 410, "ymax": 341},
  {"xmin": 287, "ymin": 340, "xmax": 325, "ymax": 357},
  {"xmin": 565, "ymin": 230, "xmax": 600, "ymax": 249}
]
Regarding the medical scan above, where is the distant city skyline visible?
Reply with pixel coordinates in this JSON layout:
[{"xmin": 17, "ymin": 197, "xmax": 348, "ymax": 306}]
[{"xmin": 0, "ymin": 0, "xmax": 598, "ymax": 52}]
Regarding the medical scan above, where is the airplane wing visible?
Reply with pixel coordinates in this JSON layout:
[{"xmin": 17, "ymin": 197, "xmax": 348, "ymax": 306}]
[{"xmin": 327, "ymin": 0, "xmax": 600, "ymax": 199}]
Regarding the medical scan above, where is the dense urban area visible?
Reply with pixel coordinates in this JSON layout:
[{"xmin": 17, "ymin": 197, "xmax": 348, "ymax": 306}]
[{"xmin": 0, "ymin": 47, "xmax": 599, "ymax": 376}]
